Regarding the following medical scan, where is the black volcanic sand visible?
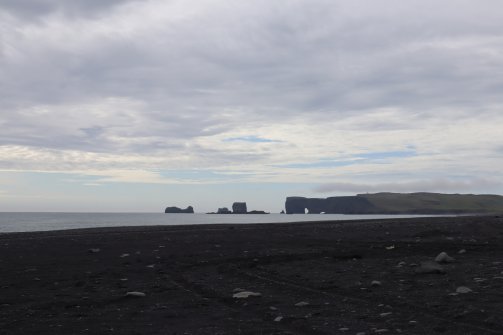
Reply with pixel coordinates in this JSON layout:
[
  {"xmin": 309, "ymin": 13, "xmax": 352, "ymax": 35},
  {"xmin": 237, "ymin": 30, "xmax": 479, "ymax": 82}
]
[{"xmin": 1, "ymin": 216, "xmax": 503, "ymax": 335}]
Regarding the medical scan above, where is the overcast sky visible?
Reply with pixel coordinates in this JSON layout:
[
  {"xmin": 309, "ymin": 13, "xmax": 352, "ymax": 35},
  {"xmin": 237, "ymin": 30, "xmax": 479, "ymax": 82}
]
[{"xmin": 1, "ymin": 0, "xmax": 503, "ymax": 212}]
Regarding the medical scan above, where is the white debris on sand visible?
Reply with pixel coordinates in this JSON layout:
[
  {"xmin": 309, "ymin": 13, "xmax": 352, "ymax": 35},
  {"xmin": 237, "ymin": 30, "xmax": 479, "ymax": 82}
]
[{"xmin": 232, "ymin": 291, "xmax": 262, "ymax": 299}]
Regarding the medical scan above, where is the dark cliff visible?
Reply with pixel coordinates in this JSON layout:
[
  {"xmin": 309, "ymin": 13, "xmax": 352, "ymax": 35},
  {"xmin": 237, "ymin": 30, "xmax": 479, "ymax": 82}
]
[
  {"xmin": 285, "ymin": 193, "xmax": 503, "ymax": 214},
  {"xmin": 285, "ymin": 196, "xmax": 376, "ymax": 214}
]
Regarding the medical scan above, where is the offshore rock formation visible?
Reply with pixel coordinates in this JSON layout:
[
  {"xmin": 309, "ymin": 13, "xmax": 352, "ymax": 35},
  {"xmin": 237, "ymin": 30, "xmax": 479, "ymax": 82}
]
[
  {"xmin": 285, "ymin": 192, "xmax": 503, "ymax": 215},
  {"xmin": 285, "ymin": 196, "xmax": 375, "ymax": 214},
  {"xmin": 208, "ymin": 202, "xmax": 269, "ymax": 214},
  {"xmin": 217, "ymin": 207, "xmax": 232, "ymax": 214},
  {"xmin": 232, "ymin": 202, "xmax": 248, "ymax": 214},
  {"xmin": 164, "ymin": 206, "xmax": 194, "ymax": 214}
]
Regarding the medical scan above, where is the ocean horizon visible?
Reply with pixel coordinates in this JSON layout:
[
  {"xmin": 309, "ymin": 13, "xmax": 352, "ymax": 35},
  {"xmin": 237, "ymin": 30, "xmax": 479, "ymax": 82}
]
[{"xmin": 0, "ymin": 212, "xmax": 447, "ymax": 233}]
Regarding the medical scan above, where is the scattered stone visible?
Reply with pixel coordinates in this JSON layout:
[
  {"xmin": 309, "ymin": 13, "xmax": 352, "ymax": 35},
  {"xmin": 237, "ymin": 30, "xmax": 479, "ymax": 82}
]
[
  {"xmin": 274, "ymin": 316, "xmax": 283, "ymax": 322},
  {"xmin": 435, "ymin": 252, "xmax": 455, "ymax": 263},
  {"xmin": 125, "ymin": 291, "xmax": 146, "ymax": 298},
  {"xmin": 233, "ymin": 288, "xmax": 245, "ymax": 293},
  {"xmin": 269, "ymin": 306, "xmax": 278, "ymax": 311},
  {"xmin": 385, "ymin": 245, "xmax": 395, "ymax": 250},
  {"xmin": 414, "ymin": 261, "xmax": 445, "ymax": 274},
  {"xmin": 371, "ymin": 280, "xmax": 382, "ymax": 287},
  {"xmin": 396, "ymin": 261, "xmax": 406, "ymax": 267},
  {"xmin": 339, "ymin": 327, "xmax": 349, "ymax": 331},
  {"xmin": 356, "ymin": 332, "xmax": 366, "ymax": 335},
  {"xmin": 146, "ymin": 264, "xmax": 155, "ymax": 268},
  {"xmin": 458, "ymin": 249, "xmax": 466, "ymax": 254},
  {"xmin": 295, "ymin": 301, "xmax": 310, "ymax": 307},
  {"xmin": 232, "ymin": 291, "xmax": 261, "ymax": 299},
  {"xmin": 409, "ymin": 321, "xmax": 417, "ymax": 325},
  {"xmin": 375, "ymin": 329, "xmax": 389, "ymax": 333},
  {"xmin": 456, "ymin": 286, "xmax": 472, "ymax": 294},
  {"xmin": 120, "ymin": 253, "xmax": 129, "ymax": 258},
  {"xmin": 380, "ymin": 312, "xmax": 392, "ymax": 317},
  {"xmin": 88, "ymin": 248, "xmax": 100, "ymax": 253}
]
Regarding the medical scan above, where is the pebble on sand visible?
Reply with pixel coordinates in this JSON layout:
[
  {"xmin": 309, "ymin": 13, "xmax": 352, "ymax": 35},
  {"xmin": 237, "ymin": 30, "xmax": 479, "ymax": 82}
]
[
  {"xmin": 274, "ymin": 316, "xmax": 283, "ymax": 322},
  {"xmin": 371, "ymin": 280, "xmax": 382, "ymax": 287},
  {"xmin": 295, "ymin": 301, "xmax": 310, "ymax": 307},
  {"xmin": 414, "ymin": 261, "xmax": 445, "ymax": 274},
  {"xmin": 435, "ymin": 252, "xmax": 455, "ymax": 263},
  {"xmin": 232, "ymin": 291, "xmax": 262, "ymax": 299},
  {"xmin": 125, "ymin": 291, "xmax": 146, "ymax": 297},
  {"xmin": 456, "ymin": 286, "xmax": 472, "ymax": 294},
  {"xmin": 88, "ymin": 248, "xmax": 100, "ymax": 253},
  {"xmin": 458, "ymin": 249, "xmax": 466, "ymax": 254}
]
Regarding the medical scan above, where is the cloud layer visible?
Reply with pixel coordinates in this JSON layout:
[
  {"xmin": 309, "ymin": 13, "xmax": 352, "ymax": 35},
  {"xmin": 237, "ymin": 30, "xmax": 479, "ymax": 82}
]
[{"xmin": 1, "ymin": 0, "xmax": 503, "ymax": 200}]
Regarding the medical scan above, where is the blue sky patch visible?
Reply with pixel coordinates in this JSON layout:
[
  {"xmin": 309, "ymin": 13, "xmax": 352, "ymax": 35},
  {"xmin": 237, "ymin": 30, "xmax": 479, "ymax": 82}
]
[
  {"xmin": 223, "ymin": 136, "xmax": 280, "ymax": 143},
  {"xmin": 276, "ymin": 150, "xmax": 417, "ymax": 169}
]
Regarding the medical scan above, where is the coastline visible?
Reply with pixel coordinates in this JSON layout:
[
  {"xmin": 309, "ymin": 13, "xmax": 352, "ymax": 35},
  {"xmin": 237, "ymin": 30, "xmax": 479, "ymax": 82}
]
[{"xmin": 1, "ymin": 216, "xmax": 502, "ymax": 334}]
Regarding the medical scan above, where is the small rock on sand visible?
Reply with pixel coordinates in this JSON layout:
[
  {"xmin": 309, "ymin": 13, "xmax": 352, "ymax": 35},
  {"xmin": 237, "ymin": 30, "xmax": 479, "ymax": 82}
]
[
  {"xmin": 232, "ymin": 291, "xmax": 261, "ymax": 299},
  {"xmin": 435, "ymin": 252, "xmax": 455, "ymax": 263},
  {"xmin": 274, "ymin": 316, "xmax": 283, "ymax": 322},
  {"xmin": 371, "ymin": 280, "xmax": 382, "ymax": 287},
  {"xmin": 88, "ymin": 248, "xmax": 100, "ymax": 253},
  {"xmin": 414, "ymin": 261, "xmax": 445, "ymax": 274},
  {"xmin": 458, "ymin": 249, "xmax": 466, "ymax": 254},
  {"xmin": 456, "ymin": 286, "xmax": 472, "ymax": 294},
  {"xmin": 295, "ymin": 301, "xmax": 310, "ymax": 307},
  {"xmin": 125, "ymin": 291, "xmax": 146, "ymax": 298}
]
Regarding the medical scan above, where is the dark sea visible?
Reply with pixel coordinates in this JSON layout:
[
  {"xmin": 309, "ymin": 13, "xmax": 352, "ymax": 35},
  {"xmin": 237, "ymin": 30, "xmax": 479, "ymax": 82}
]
[{"xmin": 0, "ymin": 212, "xmax": 443, "ymax": 233}]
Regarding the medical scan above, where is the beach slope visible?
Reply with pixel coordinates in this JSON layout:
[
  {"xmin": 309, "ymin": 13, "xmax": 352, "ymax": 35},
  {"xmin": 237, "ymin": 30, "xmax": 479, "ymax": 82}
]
[{"xmin": 1, "ymin": 216, "xmax": 502, "ymax": 334}]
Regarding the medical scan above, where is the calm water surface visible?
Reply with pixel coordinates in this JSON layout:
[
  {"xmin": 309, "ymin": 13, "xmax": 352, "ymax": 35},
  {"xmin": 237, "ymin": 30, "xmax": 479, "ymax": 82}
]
[{"xmin": 0, "ymin": 212, "xmax": 443, "ymax": 233}]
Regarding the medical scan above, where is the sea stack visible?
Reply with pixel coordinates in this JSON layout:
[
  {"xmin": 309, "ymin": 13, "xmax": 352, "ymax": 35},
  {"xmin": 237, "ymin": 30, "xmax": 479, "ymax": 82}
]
[
  {"xmin": 164, "ymin": 206, "xmax": 194, "ymax": 213},
  {"xmin": 232, "ymin": 202, "xmax": 247, "ymax": 214}
]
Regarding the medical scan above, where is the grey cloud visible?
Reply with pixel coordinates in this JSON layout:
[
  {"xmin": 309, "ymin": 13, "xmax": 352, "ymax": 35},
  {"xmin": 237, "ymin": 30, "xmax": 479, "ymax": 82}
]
[
  {"xmin": 1, "ymin": 0, "xmax": 503, "ymax": 163},
  {"xmin": 0, "ymin": 0, "xmax": 140, "ymax": 19}
]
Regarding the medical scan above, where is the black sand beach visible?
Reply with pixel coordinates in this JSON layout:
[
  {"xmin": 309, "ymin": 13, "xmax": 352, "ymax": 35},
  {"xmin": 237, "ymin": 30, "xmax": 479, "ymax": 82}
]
[{"xmin": 1, "ymin": 216, "xmax": 503, "ymax": 334}]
